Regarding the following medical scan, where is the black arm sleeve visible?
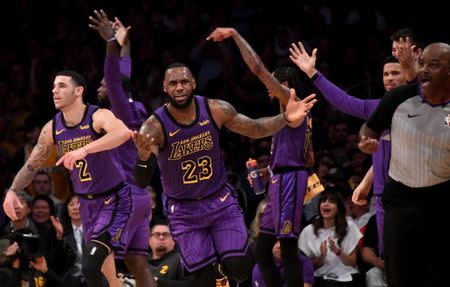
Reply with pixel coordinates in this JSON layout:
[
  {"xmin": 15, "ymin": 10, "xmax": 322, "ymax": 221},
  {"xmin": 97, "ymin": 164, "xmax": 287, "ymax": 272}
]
[
  {"xmin": 133, "ymin": 154, "xmax": 157, "ymax": 188},
  {"xmin": 366, "ymin": 83, "xmax": 418, "ymax": 135}
]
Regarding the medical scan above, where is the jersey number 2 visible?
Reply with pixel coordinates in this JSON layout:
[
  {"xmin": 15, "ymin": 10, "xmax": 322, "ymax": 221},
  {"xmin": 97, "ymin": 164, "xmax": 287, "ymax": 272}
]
[
  {"xmin": 181, "ymin": 156, "xmax": 213, "ymax": 184},
  {"xmin": 75, "ymin": 159, "xmax": 92, "ymax": 182}
]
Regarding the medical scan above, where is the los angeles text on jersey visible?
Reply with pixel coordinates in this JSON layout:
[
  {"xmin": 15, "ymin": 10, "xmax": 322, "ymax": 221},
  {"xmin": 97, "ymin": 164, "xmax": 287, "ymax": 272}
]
[
  {"xmin": 169, "ymin": 131, "xmax": 213, "ymax": 160},
  {"xmin": 57, "ymin": 135, "xmax": 93, "ymax": 154}
]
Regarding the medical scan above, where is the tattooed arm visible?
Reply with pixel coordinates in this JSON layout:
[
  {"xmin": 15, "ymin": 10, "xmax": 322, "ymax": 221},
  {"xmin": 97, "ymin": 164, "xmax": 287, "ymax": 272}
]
[
  {"xmin": 209, "ymin": 89, "xmax": 316, "ymax": 138},
  {"xmin": 207, "ymin": 27, "xmax": 290, "ymax": 106},
  {"xmin": 3, "ymin": 121, "xmax": 54, "ymax": 220}
]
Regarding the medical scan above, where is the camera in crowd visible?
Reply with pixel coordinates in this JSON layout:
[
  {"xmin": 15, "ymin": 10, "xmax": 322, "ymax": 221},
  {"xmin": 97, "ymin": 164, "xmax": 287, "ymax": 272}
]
[{"xmin": 5, "ymin": 229, "xmax": 43, "ymax": 261}]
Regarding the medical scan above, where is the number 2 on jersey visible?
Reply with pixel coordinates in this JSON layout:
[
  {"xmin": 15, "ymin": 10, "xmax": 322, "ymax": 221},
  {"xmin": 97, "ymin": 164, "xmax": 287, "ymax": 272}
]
[
  {"xmin": 181, "ymin": 156, "xmax": 213, "ymax": 184},
  {"xmin": 75, "ymin": 159, "xmax": 92, "ymax": 182}
]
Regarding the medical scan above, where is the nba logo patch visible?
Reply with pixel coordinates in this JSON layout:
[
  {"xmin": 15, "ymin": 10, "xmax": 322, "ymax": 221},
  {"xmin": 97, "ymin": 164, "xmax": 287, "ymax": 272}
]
[{"xmin": 445, "ymin": 114, "xmax": 450, "ymax": 126}]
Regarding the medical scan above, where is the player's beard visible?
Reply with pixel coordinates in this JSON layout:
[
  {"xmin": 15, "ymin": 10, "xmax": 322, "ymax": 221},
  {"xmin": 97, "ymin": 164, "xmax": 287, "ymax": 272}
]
[{"xmin": 167, "ymin": 93, "xmax": 194, "ymax": 109}]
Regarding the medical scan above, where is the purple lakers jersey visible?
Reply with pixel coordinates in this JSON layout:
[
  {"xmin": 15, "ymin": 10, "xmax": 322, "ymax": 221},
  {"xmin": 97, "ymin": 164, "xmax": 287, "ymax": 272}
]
[
  {"xmin": 53, "ymin": 105, "xmax": 124, "ymax": 195},
  {"xmin": 154, "ymin": 96, "xmax": 228, "ymax": 199},
  {"xmin": 270, "ymin": 115, "xmax": 312, "ymax": 170}
]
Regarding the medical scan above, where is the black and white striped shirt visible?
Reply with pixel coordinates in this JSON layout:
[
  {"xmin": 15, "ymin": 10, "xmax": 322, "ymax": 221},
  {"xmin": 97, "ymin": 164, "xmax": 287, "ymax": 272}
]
[{"xmin": 367, "ymin": 83, "xmax": 450, "ymax": 187}]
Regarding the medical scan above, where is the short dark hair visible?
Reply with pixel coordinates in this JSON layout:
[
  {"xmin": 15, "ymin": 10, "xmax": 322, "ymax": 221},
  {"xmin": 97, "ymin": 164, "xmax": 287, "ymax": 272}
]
[
  {"xmin": 273, "ymin": 66, "xmax": 303, "ymax": 99},
  {"xmin": 32, "ymin": 194, "xmax": 55, "ymax": 216},
  {"xmin": 382, "ymin": 55, "xmax": 399, "ymax": 66},
  {"xmin": 390, "ymin": 28, "xmax": 424, "ymax": 50},
  {"xmin": 150, "ymin": 218, "xmax": 169, "ymax": 230},
  {"xmin": 56, "ymin": 70, "xmax": 87, "ymax": 96},
  {"xmin": 17, "ymin": 191, "xmax": 33, "ymax": 207},
  {"xmin": 34, "ymin": 170, "xmax": 51, "ymax": 181},
  {"xmin": 164, "ymin": 62, "xmax": 192, "ymax": 76}
]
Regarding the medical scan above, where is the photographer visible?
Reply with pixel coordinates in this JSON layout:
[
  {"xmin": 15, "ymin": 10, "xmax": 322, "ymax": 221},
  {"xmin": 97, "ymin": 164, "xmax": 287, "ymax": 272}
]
[
  {"xmin": 1, "ymin": 192, "xmax": 74, "ymax": 286},
  {"xmin": 1, "ymin": 239, "xmax": 48, "ymax": 287},
  {"xmin": 30, "ymin": 195, "xmax": 75, "ymax": 286},
  {"xmin": 0, "ymin": 241, "xmax": 20, "ymax": 286},
  {"xmin": 0, "ymin": 191, "xmax": 46, "ymax": 286}
]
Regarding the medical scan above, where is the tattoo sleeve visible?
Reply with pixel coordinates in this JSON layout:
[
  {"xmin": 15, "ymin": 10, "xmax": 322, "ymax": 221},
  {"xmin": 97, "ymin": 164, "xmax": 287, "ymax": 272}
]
[
  {"xmin": 214, "ymin": 99, "xmax": 287, "ymax": 139},
  {"xmin": 232, "ymin": 32, "xmax": 290, "ymax": 106},
  {"xmin": 9, "ymin": 122, "xmax": 53, "ymax": 193}
]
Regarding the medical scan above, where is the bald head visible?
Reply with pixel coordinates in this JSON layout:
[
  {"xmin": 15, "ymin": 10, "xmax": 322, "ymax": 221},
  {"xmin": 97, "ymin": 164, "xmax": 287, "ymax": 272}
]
[
  {"xmin": 423, "ymin": 42, "xmax": 450, "ymax": 63},
  {"xmin": 418, "ymin": 42, "xmax": 450, "ymax": 103}
]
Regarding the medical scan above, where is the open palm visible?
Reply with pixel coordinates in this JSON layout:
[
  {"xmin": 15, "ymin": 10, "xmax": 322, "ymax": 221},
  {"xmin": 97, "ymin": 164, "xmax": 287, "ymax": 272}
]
[
  {"xmin": 285, "ymin": 88, "xmax": 316, "ymax": 123},
  {"xmin": 289, "ymin": 41, "xmax": 318, "ymax": 78}
]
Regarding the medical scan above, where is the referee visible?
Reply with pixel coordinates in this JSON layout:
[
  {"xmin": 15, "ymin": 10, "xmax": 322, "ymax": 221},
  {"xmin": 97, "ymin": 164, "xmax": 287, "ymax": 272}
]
[{"xmin": 359, "ymin": 42, "xmax": 450, "ymax": 287}]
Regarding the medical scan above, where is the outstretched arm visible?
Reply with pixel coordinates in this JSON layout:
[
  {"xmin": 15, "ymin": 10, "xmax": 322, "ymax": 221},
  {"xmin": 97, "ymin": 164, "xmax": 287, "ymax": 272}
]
[
  {"xmin": 4, "ymin": 121, "xmax": 54, "ymax": 220},
  {"xmin": 209, "ymin": 89, "xmax": 316, "ymax": 138},
  {"xmin": 89, "ymin": 10, "xmax": 136, "ymax": 123},
  {"xmin": 290, "ymin": 41, "xmax": 379, "ymax": 120},
  {"xmin": 207, "ymin": 27, "xmax": 290, "ymax": 106}
]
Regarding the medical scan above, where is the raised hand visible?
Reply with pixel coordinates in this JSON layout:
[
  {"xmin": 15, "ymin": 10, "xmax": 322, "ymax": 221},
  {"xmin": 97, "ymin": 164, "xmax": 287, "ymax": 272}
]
[
  {"xmin": 55, "ymin": 147, "xmax": 88, "ymax": 170},
  {"xmin": 392, "ymin": 37, "xmax": 418, "ymax": 81},
  {"xmin": 29, "ymin": 256, "xmax": 48, "ymax": 274},
  {"xmin": 328, "ymin": 237, "xmax": 340, "ymax": 255},
  {"xmin": 206, "ymin": 27, "xmax": 237, "ymax": 42},
  {"xmin": 320, "ymin": 240, "xmax": 328, "ymax": 256},
  {"xmin": 88, "ymin": 9, "xmax": 115, "ymax": 42},
  {"xmin": 112, "ymin": 17, "xmax": 131, "ymax": 47},
  {"xmin": 284, "ymin": 88, "xmax": 316, "ymax": 123},
  {"xmin": 50, "ymin": 215, "xmax": 64, "ymax": 240},
  {"xmin": 289, "ymin": 41, "xmax": 318, "ymax": 78},
  {"xmin": 5, "ymin": 242, "xmax": 19, "ymax": 257}
]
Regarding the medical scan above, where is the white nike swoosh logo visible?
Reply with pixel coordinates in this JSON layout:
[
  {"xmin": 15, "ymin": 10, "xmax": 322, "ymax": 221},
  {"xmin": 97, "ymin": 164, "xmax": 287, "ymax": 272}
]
[
  {"xmin": 169, "ymin": 129, "xmax": 181, "ymax": 137},
  {"xmin": 220, "ymin": 192, "xmax": 230, "ymax": 202},
  {"xmin": 137, "ymin": 163, "xmax": 147, "ymax": 168},
  {"xmin": 104, "ymin": 197, "xmax": 113, "ymax": 205}
]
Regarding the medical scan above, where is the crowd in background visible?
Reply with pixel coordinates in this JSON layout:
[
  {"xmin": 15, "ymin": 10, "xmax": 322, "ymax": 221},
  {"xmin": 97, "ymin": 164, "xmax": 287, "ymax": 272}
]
[{"xmin": 0, "ymin": 1, "xmax": 448, "ymax": 286}]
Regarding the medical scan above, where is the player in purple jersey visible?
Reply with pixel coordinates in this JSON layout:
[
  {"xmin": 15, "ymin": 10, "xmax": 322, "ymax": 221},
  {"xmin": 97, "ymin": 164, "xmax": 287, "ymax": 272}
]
[
  {"xmin": 3, "ymin": 70, "xmax": 133, "ymax": 287},
  {"xmin": 133, "ymin": 61, "xmax": 315, "ymax": 286},
  {"xmin": 89, "ymin": 10, "xmax": 155, "ymax": 287},
  {"xmin": 289, "ymin": 39, "xmax": 419, "ymax": 257},
  {"xmin": 207, "ymin": 27, "xmax": 315, "ymax": 287}
]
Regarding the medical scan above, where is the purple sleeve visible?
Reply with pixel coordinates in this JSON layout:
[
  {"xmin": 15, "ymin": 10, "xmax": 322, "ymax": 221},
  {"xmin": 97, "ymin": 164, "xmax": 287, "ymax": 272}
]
[
  {"xmin": 313, "ymin": 71, "xmax": 380, "ymax": 120},
  {"xmin": 119, "ymin": 56, "xmax": 131, "ymax": 78},
  {"xmin": 300, "ymin": 255, "xmax": 315, "ymax": 285},
  {"xmin": 105, "ymin": 55, "xmax": 135, "ymax": 124},
  {"xmin": 252, "ymin": 265, "xmax": 266, "ymax": 287}
]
